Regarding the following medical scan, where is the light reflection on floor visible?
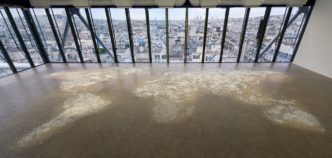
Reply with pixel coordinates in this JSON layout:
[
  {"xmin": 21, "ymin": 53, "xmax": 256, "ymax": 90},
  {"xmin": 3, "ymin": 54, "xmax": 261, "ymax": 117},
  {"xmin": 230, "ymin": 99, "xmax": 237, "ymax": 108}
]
[
  {"xmin": 134, "ymin": 70, "xmax": 324, "ymax": 131},
  {"xmin": 18, "ymin": 93, "xmax": 111, "ymax": 147},
  {"xmin": 0, "ymin": 63, "xmax": 332, "ymax": 158},
  {"xmin": 18, "ymin": 68, "xmax": 144, "ymax": 147}
]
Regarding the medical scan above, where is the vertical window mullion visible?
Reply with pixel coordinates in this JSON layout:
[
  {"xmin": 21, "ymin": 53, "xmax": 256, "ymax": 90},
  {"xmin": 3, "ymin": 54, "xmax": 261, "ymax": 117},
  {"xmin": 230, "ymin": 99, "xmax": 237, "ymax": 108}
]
[
  {"xmin": 237, "ymin": 8, "xmax": 250, "ymax": 63},
  {"xmin": 254, "ymin": 7, "xmax": 271, "ymax": 63},
  {"xmin": 166, "ymin": 8, "xmax": 169, "ymax": 63},
  {"xmin": 125, "ymin": 8, "xmax": 135, "ymax": 63},
  {"xmin": 184, "ymin": 8, "xmax": 188, "ymax": 63},
  {"xmin": 65, "ymin": 8, "xmax": 84, "ymax": 63},
  {"xmin": 201, "ymin": 8, "xmax": 209, "ymax": 63},
  {"xmin": 45, "ymin": 8, "xmax": 67, "ymax": 63},
  {"xmin": 22, "ymin": 8, "xmax": 50, "ymax": 63},
  {"xmin": 291, "ymin": 4, "xmax": 316, "ymax": 62},
  {"xmin": 272, "ymin": 7, "xmax": 293, "ymax": 62},
  {"xmin": 0, "ymin": 40, "xmax": 17, "ymax": 73},
  {"xmin": 219, "ymin": 7, "xmax": 229, "ymax": 63},
  {"xmin": 145, "ymin": 8, "xmax": 152, "ymax": 63},
  {"xmin": 85, "ymin": 8, "xmax": 101, "ymax": 63},
  {"xmin": 105, "ymin": 8, "xmax": 118, "ymax": 63},
  {"xmin": 4, "ymin": 7, "xmax": 35, "ymax": 67}
]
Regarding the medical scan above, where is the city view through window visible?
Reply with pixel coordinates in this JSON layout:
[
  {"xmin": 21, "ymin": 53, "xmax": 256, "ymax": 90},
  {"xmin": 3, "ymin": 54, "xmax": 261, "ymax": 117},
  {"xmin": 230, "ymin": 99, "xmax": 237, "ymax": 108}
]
[{"xmin": 0, "ymin": 6, "xmax": 311, "ymax": 77}]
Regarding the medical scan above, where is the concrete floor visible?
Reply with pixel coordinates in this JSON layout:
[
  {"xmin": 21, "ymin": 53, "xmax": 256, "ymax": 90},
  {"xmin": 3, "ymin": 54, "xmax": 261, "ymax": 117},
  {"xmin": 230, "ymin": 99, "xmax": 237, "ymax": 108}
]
[{"xmin": 0, "ymin": 63, "xmax": 332, "ymax": 158}]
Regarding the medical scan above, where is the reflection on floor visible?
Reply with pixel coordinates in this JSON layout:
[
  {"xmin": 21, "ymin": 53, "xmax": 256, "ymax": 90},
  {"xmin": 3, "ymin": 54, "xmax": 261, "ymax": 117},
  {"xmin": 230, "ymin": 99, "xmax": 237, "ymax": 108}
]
[{"xmin": 0, "ymin": 63, "xmax": 332, "ymax": 158}]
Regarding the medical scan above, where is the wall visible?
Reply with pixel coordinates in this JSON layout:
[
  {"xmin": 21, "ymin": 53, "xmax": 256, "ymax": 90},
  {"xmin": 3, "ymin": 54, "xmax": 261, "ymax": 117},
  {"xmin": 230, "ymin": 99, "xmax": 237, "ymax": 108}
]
[{"xmin": 294, "ymin": 0, "xmax": 332, "ymax": 78}]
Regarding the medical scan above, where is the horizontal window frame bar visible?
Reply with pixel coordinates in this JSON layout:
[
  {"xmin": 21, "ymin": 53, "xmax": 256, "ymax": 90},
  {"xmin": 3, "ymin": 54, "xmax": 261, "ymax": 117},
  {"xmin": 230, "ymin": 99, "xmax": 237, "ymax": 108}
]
[{"xmin": 3, "ymin": 0, "xmax": 316, "ymax": 8}]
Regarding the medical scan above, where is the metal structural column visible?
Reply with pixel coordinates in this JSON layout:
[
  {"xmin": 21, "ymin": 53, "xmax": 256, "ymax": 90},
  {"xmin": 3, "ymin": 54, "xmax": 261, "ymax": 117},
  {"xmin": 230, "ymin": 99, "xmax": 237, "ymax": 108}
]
[
  {"xmin": 125, "ymin": 8, "xmax": 135, "ymax": 63},
  {"xmin": 258, "ymin": 8, "xmax": 304, "ymax": 59},
  {"xmin": 85, "ymin": 9, "xmax": 101, "ymax": 63},
  {"xmin": 22, "ymin": 8, "xmax": 50, "ymax": 63},
  {"xmin": 4, "ymin": 7, "xmax": 35, "ymax": 67},
  {"xmin": 201, "ymin": 8, "xmax": 209, "ymax": 63},
  {"xmin": 145, "ymin": 8, "xmax": 152, "ymax": 63},
  {"xmin": 272, "ymin": 7, "xmax": 293, "ymax": 62},
  {"xmin": 291, "ymin": 1, "xmax": 316, "ymax": 62},
  {"xmin": 0, "ymin": 40, "xmax": 17, "ymax": 73},
  {"xmin": 254, "ymin": 7, "xmax": 271, "ymax": 63},
  {"xmin": 45, "ymin": 8, "xmax": 67, "ymax": 62},
  {"xmin": 184, "ymin": 8, "xmax": 188, "ymax": 63},
  {"xmin": 237, "ymin": 8, "xmax": 250, "ymax": 63},
  {"xmin": 65, "ymin": 8, "xmax": 84, "ymax": 63},
  {"xmin": 73, "ymin": 11, "xmax": 114, "ymax": 61},
  {"xmin": 166, "ymin": 8, "xmax": 169, "ymax": 63},
  {"xmin": 105, "ymin": 8, "xmax": 118, "ymax": 63},
  {"xmin": 219, "ymin": 7, "xmax": 229, "ymax": 63}
]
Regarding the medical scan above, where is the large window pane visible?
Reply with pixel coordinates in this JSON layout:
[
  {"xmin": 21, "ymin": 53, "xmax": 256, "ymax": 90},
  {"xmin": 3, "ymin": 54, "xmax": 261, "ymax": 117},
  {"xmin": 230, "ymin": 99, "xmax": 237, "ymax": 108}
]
[
  {"xmin": 277, "ymin": 7, "xmax": 306, "ymax": 62},
  {"xmin": 258, "ymin": 7, "xmax": 287, "ymax": 62},
  {"xmin": 72, "ymin": 9, "xmax": 97, "ymax": 62},
  {"xmin": 168, "ymin": 8, "xmax": 185, "ymax": 63},
  {"xmin": 30, "ymin": 9, "xmax": 63, "ymax": 62},
  {"xmin": 149, "ymin": 9, "xmax": 166, "ymax": 63},
  {"xmin": 187, "ymin": 8, "xmax": 206, "ymax": 62},
  {"xmin": 49, "ymin": 8, "xmax": 79, "ymax": 62},
  {"xmin": 129, "ymin": 9, "xmax": 149, "ymax": 62},
  {"xmin": 223, "ymin": 8, "xmax": 245, "ymax": 62},
  {"xmin": 110, "ymin": 9, "xmax": 131, "ymax": 62},
  {"xmin": 9, "ymin": 8, "xmax": 43, "ymax": 65},
  {"xmin": 240, "ymin": 8, "xmax": 266, "ymax": 62},
  {"xmin": 204, "ymin": 8, "xmax": 225, "ymax": 62},
  {"xmin": 0, "ymin": 8, "xmax": 31, "ymax": 71},
  {"xmin": 90, "ymin": 8, "xmax": 114, "ymax": 62}
]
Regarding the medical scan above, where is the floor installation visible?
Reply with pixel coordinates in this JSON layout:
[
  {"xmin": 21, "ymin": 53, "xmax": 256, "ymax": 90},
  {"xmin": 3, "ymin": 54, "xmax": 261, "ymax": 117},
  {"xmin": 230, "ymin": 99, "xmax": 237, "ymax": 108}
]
[{"xmin": 0, "ymin": 63, "xmax": 331, "ymax": 158}]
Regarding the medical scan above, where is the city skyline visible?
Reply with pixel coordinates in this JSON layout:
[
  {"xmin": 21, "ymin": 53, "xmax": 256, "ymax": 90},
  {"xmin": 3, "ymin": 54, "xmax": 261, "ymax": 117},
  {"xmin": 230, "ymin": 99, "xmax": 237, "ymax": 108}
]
[{"xmin": 1, "ymin": 7, "xmax": 308, "ymax": 77}]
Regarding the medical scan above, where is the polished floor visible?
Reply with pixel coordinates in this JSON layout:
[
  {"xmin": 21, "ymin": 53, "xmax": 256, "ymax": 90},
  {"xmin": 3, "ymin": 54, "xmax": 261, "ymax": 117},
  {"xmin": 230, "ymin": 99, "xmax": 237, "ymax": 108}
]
[{"xmin": 0, "ymin": 63, "xmax": 332, "ymax": 158}]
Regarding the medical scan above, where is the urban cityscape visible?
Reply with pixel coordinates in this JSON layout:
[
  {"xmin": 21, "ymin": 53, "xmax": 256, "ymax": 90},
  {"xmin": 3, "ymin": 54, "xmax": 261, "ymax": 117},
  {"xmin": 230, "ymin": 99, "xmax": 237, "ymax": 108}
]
[{"xmin": 1, "ymin": 7, "xmax": 307, "ymax": 77}]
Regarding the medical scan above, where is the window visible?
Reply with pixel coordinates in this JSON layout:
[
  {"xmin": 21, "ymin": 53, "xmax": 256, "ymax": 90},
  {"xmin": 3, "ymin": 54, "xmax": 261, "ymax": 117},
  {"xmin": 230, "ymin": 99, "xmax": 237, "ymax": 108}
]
[
  {"xmin": 187, "ymin": 8, "xmax": 206, "ymax": 62},
  {"xmin": 0, "ymin": 6, "xmax": 315, "ymax": 71},
  {"xmin": 90, "ymin": 8, "xmax": 115, "ymax": 62},
  {"xmin": 30, "ymin": 8, "xmax": 63, "ymax": 62},
  {"xmin": 49, "ymin": 8, "xmax": 79, "ymax": 62},
  {"xmin": 0, "ymin": 8, "xmax": 31, "ymax": 71},
  {"xmin": 71, "ymin": 9, "xmax": 97, "ymax": 62},
  {"xmin": 258, "ymin": 7, "xmax": 287, "ymax": 62},
  {"xmin": 276, "ymin": 7, "xmax": 306, "ymax": 62},
  {"xmin": 9, "ymin": 8, "xmax": 43, "ymax": 65},
  {"xmin": 204, "ymin": 8, "xmax": 225, "ymax": 62},
  {"xmin": 168, "ymin": 8, "xmax": 186, "ymax": 63},
  {"xmin": 223, "ymin": 8, "xmax": 245, "ymax": 62},
  {"xmin": 109, "ymin": 9, "xmax": 131, "ymax": 62},
  {"xmin": 129, "ymin": 9, "xmax": 149, "ymax": 62},
  {"xmin": 240, "ymin": 7, "xmax": 266, "ymax": 62},
  {"xmin": 149, "ymin": 9, "xmax": 166, "ymax": 63}
]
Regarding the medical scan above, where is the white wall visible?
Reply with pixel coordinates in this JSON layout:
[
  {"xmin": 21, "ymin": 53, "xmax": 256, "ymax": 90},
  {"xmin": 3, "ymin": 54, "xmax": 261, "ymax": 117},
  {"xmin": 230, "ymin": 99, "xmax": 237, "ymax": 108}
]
[{"xmin": 294, "ymin": 0, "xmax": 332, "ymax": 78}]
